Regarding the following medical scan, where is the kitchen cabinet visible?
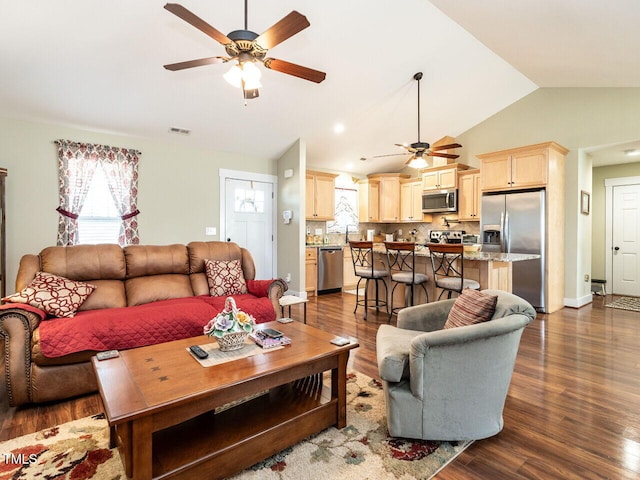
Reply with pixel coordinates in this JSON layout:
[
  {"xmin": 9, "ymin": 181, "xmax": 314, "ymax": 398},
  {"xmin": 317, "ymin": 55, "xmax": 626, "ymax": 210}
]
[
  {"xmin": 478, "ymin": 142, "xmax": 568, "ymax": 192},
  {"xmin": 358, "ymin": 179, "xmax": 380, "ymax": 222},
  {"xmin": 421, "ymin": 164, "xmax": 470, "ymax": 190},
  {"xmin": 367, "ymin": 173, "xmax": 409, "ymax": 223},
  {"xmin": 400, "ymin": 178, "xmax": 423, "ymax": 222},
  {"xmin": 305, "ymin": 247, "xmax": 317, "ymax": 296},
  {"xmin": 306, "ymin": 171, "xmax": 338, "ymax": 220},
  {"xmin": 457, "ymin": 169, "xmax": 481, "ymax": 221},
  {"xmin": 342, "ymin": 247, "xmax": 358, "ymax": 290}
]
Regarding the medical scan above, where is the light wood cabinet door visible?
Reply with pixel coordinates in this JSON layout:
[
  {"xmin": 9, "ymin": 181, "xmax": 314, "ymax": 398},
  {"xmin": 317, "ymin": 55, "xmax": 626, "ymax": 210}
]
[
  {"xmin": 400, "ymin": 180, "xmax": 423, "ymax": 222},
  {"xmin": 511, "ymin": 149, "xmax": 548, "ymax": 189},
  {"xmin": 422, "ymin": 170, "xmax": 439, "ymax": 190},
  {"xmin": 305, "ymin": 174, "xmax": 315, "ymax": 219},
  {"xmin": 458, "ymin": 171, "xmax": 481, "ymax": 221},
  {"xmin": 342, "ymin": 247, "xmax": 358, "ymax": 290},
  {"xmin": 358, "ymin": 180, "xmax": 380, "ymax": 222},
  {"xmin": 379, "ymin": 176, "xmax": 401, "ymax": 222},
  {"xmin": 480, "ymin": 154, "xmax": 511, "ymax": 191},
  {"xmin": 305, "ymin": 248, "xmax": 317, "ymax": 295},
  {"xmin": 314, "ymin": 174, "xmax": 336, "ymax": 220}
]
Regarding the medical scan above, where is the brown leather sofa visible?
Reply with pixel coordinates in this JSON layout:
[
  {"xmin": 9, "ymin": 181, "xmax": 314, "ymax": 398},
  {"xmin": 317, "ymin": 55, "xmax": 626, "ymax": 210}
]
[{"xmin": 0, "ymin": 241, "xmax": 287, "ymax": 406}]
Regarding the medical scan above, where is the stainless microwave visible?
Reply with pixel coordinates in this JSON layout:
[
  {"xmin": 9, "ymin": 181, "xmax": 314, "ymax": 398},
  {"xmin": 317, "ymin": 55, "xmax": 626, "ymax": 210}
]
[{"xmin": 422, "ymin": 189, "xmax": 457, "ymax": 213}]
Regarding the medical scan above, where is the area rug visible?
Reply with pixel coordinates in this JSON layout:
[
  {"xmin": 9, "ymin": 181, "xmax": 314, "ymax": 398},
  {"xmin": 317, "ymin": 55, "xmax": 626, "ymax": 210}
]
[
  {"xmin": 605, "ymin": 296, "xmax": 640, "ymax": 312},
  {"xmin": 0, "ymin": 372, "xmax": 471, "ymax": 480}
]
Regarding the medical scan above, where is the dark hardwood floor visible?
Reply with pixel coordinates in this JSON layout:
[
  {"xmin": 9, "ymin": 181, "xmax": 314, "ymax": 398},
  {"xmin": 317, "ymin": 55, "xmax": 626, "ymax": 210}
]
[{"xmin": 1, "ymin": 292, "xmax": 639, "ymax": 479}]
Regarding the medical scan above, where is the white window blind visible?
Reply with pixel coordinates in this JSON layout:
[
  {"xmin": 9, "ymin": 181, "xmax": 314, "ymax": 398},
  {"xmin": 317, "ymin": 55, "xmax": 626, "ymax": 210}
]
[{"xmin": 77, "ymin": 165, "xmax": 120, "ymax": 244}]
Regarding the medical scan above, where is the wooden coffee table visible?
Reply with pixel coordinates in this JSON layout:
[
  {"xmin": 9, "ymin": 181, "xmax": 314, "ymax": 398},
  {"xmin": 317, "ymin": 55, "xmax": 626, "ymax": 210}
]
[{"xmin": 92, "ymin": 321, "xmax": 358, "ymax": 480}]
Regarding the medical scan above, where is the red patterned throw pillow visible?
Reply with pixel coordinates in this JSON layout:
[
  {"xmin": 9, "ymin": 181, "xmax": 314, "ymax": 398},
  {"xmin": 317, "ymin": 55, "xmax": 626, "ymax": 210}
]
[
  {"xmin": 204, "ymin": 259, "xmax": 248, "ymax": 297},
  {"xmin": 3, "ymin": 271, "xmax": 96, "ymax": 318},
  {"xmin": 444, "ymin": 288, "xmax": 498, "ymax": 329}
]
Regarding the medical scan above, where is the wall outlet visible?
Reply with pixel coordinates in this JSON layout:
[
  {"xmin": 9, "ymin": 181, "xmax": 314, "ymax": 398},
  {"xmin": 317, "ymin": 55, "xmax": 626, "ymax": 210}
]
[
  {"xmin": 584, "ymin": 274, "xmax": 590, "ymax": 282},
  {"xmin": 315, "ymin": 228, "xmax": 323, "ymax": 235},
  {"xmin": 205, "ymin": 227, "xmax": 217, "ymax": 236},
  {"xmin": 285, "ymin": 273, "xmax": 291, "ymax": 282}
]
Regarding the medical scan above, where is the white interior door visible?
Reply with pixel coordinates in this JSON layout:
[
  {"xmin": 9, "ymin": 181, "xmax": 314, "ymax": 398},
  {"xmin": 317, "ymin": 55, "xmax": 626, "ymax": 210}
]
[
  {"xmin": 612, "ymin": 184, "xmax": 640, "ymax": 296},
  {"xmin": 223, "ymin": 177, "xmax": 274, "ymax": 280}
]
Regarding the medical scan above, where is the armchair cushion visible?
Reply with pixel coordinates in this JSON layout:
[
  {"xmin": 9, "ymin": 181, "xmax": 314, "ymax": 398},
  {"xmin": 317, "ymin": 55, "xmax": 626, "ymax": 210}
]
[
  {"xmin": 376, "ymin": 325, "xmax": 424, "ymax": 382},
  {"xmin": 3, "ymin": 272, "xmax": 96, "ymax": 318},
  {"xmin": 444, "ymin": 288, "xmax": 498, "ymax": 329}
]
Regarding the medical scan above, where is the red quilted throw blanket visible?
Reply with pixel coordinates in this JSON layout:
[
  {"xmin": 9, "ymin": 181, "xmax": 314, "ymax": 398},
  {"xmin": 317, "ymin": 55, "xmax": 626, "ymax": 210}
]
[{"xmin": 38, "ymin": 295, "xmax": 275, "ymax": 358}]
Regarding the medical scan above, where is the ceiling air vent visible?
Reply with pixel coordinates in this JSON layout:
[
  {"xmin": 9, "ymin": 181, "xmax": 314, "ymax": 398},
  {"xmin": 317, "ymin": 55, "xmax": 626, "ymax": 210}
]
[{"xmin": 169, "ymin": 127, "xmax": 191, "ymax": 135}]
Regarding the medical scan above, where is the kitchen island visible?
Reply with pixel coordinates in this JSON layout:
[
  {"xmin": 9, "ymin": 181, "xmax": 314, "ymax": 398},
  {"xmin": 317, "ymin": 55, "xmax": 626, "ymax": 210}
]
[{"xmin": 367, "ymin": 244, "xmax": 539, "ymax": 307}]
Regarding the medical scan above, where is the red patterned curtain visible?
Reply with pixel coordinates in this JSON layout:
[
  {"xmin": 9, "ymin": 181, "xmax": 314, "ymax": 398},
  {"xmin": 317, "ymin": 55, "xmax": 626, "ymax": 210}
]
[{"xmin": 55, "ymin": 140, "xmax": 140, "ymax": 246}]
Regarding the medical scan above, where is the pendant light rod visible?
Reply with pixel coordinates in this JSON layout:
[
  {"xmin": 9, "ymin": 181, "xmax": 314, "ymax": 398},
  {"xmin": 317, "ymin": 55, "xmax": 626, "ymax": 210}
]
[
  {"xmin": 244, "ymin": 0, "xmax": 248, "ymax": 30},
  {"xmin": 414, "ymin": 72, "xmax": 423, "ymax": 142}
]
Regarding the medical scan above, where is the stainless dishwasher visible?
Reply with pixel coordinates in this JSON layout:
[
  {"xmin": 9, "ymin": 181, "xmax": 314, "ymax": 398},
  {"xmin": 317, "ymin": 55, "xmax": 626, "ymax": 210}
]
[{"xmin": 317, "ymin": 247, "xmax": 343, "ymax": 294}]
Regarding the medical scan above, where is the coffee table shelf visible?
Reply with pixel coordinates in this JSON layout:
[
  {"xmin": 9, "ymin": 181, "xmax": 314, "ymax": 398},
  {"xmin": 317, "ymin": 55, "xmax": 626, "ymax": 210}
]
[{"xmin": 152, "ymin": 382, "xmax": 333, "ymax": 479}]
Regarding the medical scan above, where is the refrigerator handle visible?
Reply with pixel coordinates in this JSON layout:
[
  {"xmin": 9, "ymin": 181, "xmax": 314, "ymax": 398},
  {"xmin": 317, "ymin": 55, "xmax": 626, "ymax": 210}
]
[
  {"xmin": 505, "ymin": 212, "xmax": 510, "ymax": 253},
  {"xmin": 499, "ymin": 211, "xmax": 505, "ymax": 253}
]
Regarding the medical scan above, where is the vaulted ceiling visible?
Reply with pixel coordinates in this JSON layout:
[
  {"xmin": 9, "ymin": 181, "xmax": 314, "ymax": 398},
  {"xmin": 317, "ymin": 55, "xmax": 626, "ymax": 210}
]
[{"xmin": 1, "ymin": 1, "xmax": 639, "ymax": 174}]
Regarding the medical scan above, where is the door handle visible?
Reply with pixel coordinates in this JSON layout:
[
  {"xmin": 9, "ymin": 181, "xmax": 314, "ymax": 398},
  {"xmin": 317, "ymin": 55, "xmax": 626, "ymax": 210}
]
[
  {"xmin": 614, "ymin": 246, "xmax": 620, "ymax": 251},
  {"xmin": 227, "ymin": 238, "xmax": 231, "ymax": 242}
]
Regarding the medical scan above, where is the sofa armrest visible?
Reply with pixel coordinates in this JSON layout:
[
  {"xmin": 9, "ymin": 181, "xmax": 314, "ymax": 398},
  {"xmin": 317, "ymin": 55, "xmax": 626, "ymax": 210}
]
[
  {"xmin": 247, "ymin": 278, "xmax": 288, "ymax": 319},
  {"xmin": 0, "ymin": 307, "xmax": 44, "ymax": 406},
  {"xmin": 396, "ymin": 298, "xmax": 456, "ymax": 332},
  {"xmin": 376, "ymin": 324, "xmax": 424, "ymax": 382}
]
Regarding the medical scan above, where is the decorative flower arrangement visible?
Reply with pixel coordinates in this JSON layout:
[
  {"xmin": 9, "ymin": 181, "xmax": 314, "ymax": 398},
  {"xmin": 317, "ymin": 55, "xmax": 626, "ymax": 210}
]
[{"xmin": 204, "ymin": 297, "xmax": 255, "ymax": 351}]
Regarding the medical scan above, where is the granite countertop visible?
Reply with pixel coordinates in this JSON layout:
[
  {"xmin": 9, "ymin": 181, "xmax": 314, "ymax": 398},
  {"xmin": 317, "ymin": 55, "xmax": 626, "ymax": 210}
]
[
  {"xmin": 371, "ymin": 244, "xmax": 540, "ymax": 262},
  {"xmin": 305, "ymin": 243, "xmax": 344, "ymax": 248}
]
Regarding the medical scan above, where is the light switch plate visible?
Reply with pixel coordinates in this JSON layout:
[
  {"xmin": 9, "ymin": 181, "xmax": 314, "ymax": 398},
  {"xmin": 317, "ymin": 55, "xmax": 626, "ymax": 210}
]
[{"xmin": 205, "ymin": 227, "xmax": 217, "ymax": 236}]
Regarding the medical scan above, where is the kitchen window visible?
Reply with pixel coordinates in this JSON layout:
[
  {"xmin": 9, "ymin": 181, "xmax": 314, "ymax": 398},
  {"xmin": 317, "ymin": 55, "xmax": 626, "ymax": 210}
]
[{"xmin": 327, "ymin": 174, "xmax": 358, "ymax": 234}]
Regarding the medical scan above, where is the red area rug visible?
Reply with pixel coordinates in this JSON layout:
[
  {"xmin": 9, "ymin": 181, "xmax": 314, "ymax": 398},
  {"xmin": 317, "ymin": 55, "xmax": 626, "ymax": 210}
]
[{"xmin": 0, "ymin": 372, "xmax": 471, "ymax": 479}]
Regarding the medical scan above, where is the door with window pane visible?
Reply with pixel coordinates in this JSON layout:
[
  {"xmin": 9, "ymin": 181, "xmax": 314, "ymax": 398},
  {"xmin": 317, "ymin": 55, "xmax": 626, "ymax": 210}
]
[{"xmin": 225, "ymin": 178, "xmax": 274, "ymax": 279}]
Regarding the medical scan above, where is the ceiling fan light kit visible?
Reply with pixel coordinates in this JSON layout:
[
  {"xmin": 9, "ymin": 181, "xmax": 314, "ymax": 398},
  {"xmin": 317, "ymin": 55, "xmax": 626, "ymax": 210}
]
[{"xmin": 163, "ymin": 2, "xmax": 326, "ymax": 102}]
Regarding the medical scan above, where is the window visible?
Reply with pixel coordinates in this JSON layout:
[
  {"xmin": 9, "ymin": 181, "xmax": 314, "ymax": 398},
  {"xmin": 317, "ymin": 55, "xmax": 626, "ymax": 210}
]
[
  {"xmin": 326, "ymin": 174, "xmax": 358, "ymax": 234},
  {"xmin": 77, "ymin": 165, "xmax": 121, "ymax": 244},
  {"xmin": 55, "ymin": 140, "xmax": 140, "ymax": 246}
]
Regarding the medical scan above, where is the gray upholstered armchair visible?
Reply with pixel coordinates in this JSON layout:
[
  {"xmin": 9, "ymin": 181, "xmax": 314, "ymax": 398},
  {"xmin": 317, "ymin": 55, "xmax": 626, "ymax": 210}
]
[{"xmin": 376, "ymin": 289, "xmax": 536, "ymax": 441}]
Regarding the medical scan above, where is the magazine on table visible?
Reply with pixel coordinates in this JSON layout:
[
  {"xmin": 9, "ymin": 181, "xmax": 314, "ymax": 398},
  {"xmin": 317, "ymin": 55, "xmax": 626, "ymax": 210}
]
[{"xmin": 250, "ymin": 330, "xmax": 292, "ymax": 349}]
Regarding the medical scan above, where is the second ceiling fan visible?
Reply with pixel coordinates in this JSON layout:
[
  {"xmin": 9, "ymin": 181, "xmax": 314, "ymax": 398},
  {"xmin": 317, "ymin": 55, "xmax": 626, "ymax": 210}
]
[
  {"xmin": 369, "ymin": 72, "xmax": 461, "ymax": 168},
  {"xmin": 163, "ymin": 2, "xmax": 326, "ymax": 100}
]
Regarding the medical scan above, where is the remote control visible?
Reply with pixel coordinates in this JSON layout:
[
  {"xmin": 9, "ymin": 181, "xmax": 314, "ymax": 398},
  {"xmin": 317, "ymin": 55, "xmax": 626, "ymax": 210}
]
[
  {"xmin": 96, "ymin": 350, "xmax": 119, "ymax": 361},
  {"xmin": 189, "ymin": 345, "xmax": 209, "ymax": 359}
]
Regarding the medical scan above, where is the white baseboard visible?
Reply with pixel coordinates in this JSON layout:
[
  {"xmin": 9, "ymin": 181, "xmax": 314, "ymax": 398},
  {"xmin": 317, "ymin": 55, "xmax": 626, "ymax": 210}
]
[{"xmin": 564, "ymin": 294, "xmax": 593, "ymax": 309}]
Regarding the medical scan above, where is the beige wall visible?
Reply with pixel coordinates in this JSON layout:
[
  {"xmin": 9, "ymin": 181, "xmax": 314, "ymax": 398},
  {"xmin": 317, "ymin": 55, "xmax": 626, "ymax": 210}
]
[
  {"xmin": 276, "ymin": 140, "xmax": 306, "ymax": 295},
  {"xmin": 456, "ymin": 88, "xmax": 640, "ymax": 306},
  {"xmin": 591, "ymin": 162, "xmax": 640, "ymax": 280},
  {"xmin": 0, "ymin": 116, "xmax": 276, "ymax": 293}
]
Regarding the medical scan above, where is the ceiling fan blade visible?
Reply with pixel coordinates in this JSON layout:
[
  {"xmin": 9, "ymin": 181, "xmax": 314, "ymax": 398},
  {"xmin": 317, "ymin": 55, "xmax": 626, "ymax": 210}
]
[
  {"xmin": 254, "ymin": 11, "xmax": 310, "ymax": 50},
  {"xmin": 163, "ymin": 56, "xmax": 228, "ymax": 71},
  {"xmin": 372, "ymin": 153, "xmax": 409, "ymax": 159},
  {"xmin": 426, "ymin": 152, "xmax": 460, "ymax": 159},
  {"xmin": 164, "ymin": 3, "xmax": 232, "ymax": 46},
  {"xmin": 431, "ymin": 143, "xmax": 462, "ymax": 151},
  {"xmin": 263, "ymin": 58, "xmax": 326, "ymax": 83}
]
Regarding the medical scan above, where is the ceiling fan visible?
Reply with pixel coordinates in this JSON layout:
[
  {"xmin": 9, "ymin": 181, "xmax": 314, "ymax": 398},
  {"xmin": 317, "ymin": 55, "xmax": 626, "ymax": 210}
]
[
  {"xmin": 163, "ymin": 2, "xmax": 326, "ymax": 100},
  {"xmin": 363, "ymin": 72, "xmax": 461, "ymax": 168}
]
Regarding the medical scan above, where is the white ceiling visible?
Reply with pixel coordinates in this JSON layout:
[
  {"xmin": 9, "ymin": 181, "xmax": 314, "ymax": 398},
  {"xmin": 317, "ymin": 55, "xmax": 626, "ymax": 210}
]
[{"xmin": 1, "ymin": 1, "xmax": 639, "ymax": 175}]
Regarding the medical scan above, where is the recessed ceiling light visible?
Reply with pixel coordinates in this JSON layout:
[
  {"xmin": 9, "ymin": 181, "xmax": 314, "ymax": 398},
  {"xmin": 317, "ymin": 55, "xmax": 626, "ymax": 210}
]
[
  {"xmin": 333, "ymin": 123, "xmax": 345, "ymax": 134},
  {"xmin": 624, "ymin": 149, "xmax": 640, "ymax": 156}
]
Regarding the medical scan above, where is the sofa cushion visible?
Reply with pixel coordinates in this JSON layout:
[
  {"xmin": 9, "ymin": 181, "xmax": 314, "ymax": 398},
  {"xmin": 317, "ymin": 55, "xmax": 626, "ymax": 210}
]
[
  {"xmin": 205, "ymin": 259, "xmax": 248, "ymax": 296},
  {"xmin": 444, "ymin": 288, "xmax": 498, "ymax": 329},
  {"xmin": 4, "ymin": 272, "xmax": 96, "ymax": 318}
]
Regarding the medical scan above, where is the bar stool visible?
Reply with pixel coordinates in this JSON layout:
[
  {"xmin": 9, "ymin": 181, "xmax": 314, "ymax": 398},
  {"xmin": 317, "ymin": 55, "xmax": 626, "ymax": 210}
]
[
  {"xmin": 427, "ymin": 243, "xmax": 480, "ymax": 299},
  {"xmin": 384, "ymin": 242, "xmax": 429, "ymax": 319},
  {"xmin": 349, "ymin": 241, "xmax": 388, "ymax": 320}
]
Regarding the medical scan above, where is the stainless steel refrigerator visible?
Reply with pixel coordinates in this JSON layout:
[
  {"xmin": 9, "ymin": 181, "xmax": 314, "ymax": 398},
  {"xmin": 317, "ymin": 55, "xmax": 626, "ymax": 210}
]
[{"xmin": 481, "ymin": 189, "xmax": 546, "ymax": 312}]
